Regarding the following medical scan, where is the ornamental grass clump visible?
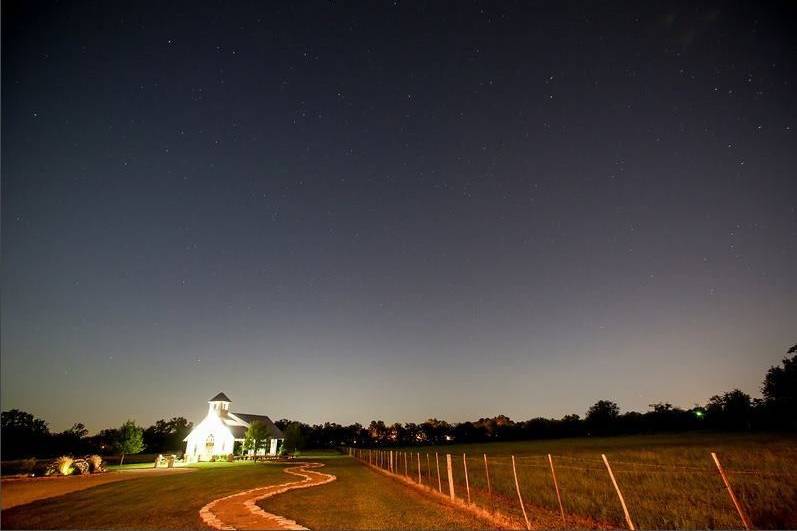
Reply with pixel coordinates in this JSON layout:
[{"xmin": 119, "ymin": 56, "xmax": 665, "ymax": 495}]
[
  {"xmin": 55, "ymin": 455, "xmax": 74, "ymax": 476},
  {"xmin": 87, "ymin": 454, "xmax": 105, "ymax": 473}
]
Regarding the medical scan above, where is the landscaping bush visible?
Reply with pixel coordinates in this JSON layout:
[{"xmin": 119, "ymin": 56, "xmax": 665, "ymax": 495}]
[
  {"xmin": 87, "ymin": 454, "xmax": 105, "ymax": 472},
  {"xmin": 226, "ymin": 453, "xmax": 234, "ymax": 462},
  {"xmin": 47, "ymin": 455, "xmax": 74, "ymax": 476},
  {"xmin": 72, "ymin": 458, "xmax": 89, "ymax": 475}
]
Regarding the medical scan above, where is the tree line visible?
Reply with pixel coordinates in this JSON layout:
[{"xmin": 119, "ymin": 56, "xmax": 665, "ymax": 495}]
[
  {"xmin": 277, "ymin": 345, "xmax": 796, "ymax": 449},
  {"xmin": 2, "ymin": 345, "xmax": 794, "ymax": 459},
  {"xmin": 0, "ymin": 414, "xmax": 192, "ymax": 461}
]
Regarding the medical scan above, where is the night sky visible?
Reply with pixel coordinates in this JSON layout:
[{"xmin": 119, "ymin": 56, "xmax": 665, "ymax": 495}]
[{"xmin": 2, "ymin": 1, "xmax": 796, "ymax": 432}]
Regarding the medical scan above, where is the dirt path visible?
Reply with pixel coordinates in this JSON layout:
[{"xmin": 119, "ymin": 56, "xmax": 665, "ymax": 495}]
[
  {"xmin": 1, "ymin": 468, "xmax": 194, "ymax": 510},
  {"xmin": 199, "ymin": 462, "xmax": 336, "ymax": 530}
]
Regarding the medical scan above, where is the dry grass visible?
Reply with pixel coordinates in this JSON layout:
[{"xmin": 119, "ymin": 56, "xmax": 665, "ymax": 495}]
[{"xmin": 383, "ymin": 432, "xmax": 797, "ymax": 529}]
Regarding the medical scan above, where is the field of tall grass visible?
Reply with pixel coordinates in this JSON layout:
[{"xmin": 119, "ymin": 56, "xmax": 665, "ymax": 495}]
[{"xmin": 359, "ymin": 433, "xmax": 797, "ymax": 529}]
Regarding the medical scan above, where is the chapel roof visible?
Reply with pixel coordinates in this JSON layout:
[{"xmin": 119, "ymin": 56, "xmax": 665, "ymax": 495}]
[
  {"xmin": 230, "ymin": 413, "xmax": 284, "ymax": 439},
  {"xmin": 209, "ymin": 392, "xmax": 232, "ymax": 402}
]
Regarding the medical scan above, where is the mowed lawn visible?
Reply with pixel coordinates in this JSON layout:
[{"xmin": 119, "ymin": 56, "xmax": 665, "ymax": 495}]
[
  {"xmin": 384, "ymin": 432, "xmax": 797, "ymax": 529},
  {"xmin": 2, "ymin": 457, "xmax": 488, "ymax": 530},
  {"xmin": 1, "ymin": 462, "xmax": 289, "ymax": 529},
  {"xmin": 259, "ymin": 455, "xmax": 490, "ymax": 529}
]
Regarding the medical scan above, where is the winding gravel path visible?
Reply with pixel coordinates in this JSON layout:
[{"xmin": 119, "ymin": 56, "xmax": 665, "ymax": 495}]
[{"xmin": 199, "ymin": 462, "xmax": 336, "ymax": 530}]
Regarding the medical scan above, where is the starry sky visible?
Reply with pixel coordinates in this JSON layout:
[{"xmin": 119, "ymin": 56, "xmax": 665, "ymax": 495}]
[{"xmin": 2, "ymin": 1, "xmax": 796, "ymax": 432}]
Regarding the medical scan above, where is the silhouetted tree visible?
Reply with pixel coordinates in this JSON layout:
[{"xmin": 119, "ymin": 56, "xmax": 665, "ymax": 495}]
[
  {"xmin": 51, "ymin": 423, "xmax": 90, "ymax": 456},
  {"xmin": 368, "ymin": 420, "xmax": 388, "ymax": 445},
  {"xmin": 586, "ymin": 400, "xmax": 620, "ymax": 435},
  {"xmin": 706, "ymin": 389, "xmax": 753, "ymax": 431},
  {"xmin": 762, "ymin": 346, "xmax": 797, "ymax": 430},
  {"xmin": 0, "ymin": 409, "xmax": 50, "ymax": 459},
  {"xmin": 282, "ymin": 422, "xmax": 305, "ymax": 453},
  {"xmin": 143, "ymin": 417, "xmax": 193, "ymax": 453}
]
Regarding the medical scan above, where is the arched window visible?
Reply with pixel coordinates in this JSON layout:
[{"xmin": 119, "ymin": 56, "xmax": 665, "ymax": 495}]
[{"xmin": 205, "ymin": 434, "xmax": 215, "ymax": 451}]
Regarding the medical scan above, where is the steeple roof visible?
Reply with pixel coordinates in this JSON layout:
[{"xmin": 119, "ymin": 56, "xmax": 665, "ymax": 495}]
[{"xmin": 209, "ymin": 392, "xmax": 232, "ymax": 402}]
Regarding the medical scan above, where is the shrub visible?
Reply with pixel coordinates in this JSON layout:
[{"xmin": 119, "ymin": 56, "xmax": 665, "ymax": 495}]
[
  {"xmin": 55, "ymin": 456, "xmax": 74, "ymax": 476},
  {"xmin": 72, "ymin": 459, "xmax": 89, "ymax": 475},
  {"xmin": 87, "ymin": 454, "xmax": 105, "ymax": 473},
  {"xmin": 210, "ymin": 455, "xmax": 216, "ymax": 462},
  {"xmin": 226, "ymin": 453, "xmax": 234, "ymax": 462}
]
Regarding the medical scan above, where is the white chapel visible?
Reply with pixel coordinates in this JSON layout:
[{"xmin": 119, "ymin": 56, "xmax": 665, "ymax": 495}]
[{"xmin": 183, "ymin": 392, "xmax": 284, "ymax": 461}]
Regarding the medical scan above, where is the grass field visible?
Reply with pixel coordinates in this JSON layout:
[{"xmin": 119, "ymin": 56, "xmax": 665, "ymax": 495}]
[
  {"xmin": 377, "ymin": 432, "xmax": 797, "ymax": 529},
  {"xmin": 259, "ymin": 454, "xmax": 490, "ymax": 529},
  {"xmin": 4, "ymin": 434, "xmax": 795, "ymax": 530},
  {"xmin": 1, "ymin": 457, "xmax": 490, "ymax": 529},
  {"xmin": 0, "ymin": 462, "xmax": 289, "ymax": 529}
]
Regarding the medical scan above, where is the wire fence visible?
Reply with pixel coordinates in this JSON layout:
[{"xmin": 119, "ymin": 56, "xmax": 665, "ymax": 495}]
[{"xmin": 346, "ymin": 447, "xmax": 797, "ymax": 529}]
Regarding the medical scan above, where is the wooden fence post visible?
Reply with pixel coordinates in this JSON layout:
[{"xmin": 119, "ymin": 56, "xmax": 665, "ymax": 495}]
[
  {"xmin": 512, "ymin": 455, "xmax": 531, "ymax": 530},
  {"xmin": 446, "ymin": 454, "xmax": 455, "ymax": 500},
  {"xmin": 711, "ymin": 452, "xmax": 752, "ymax": 530},
  {"xmin": 463, "ymin": 453, "xmax": 471, "ymax": 504},
  {"xmin": 404, "ymin": 451, "xmax": 409, "ymax": 477},
  {"xmin": 484, "ymin": 453, "xmax": 494, "ymax": 512},
  {"xmin": 417, "ymin": 452, "xmax": 422, "ymax": 484},
  {"xmin": 602, "ymin": 454, "xmax": 635, "ymax": 531},
  {"xmin": 435, "ymin": 452, "xmax": 442, "ymax": 493},
  {"xmin": 548, "ymin": 454, "xmax": 566, "ymax": 528}
]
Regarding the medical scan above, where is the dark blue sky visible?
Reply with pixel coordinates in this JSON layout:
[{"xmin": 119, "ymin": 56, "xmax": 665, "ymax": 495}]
[{"xmin": 2, "ymin": 1, "xmax": 795, "ymax": 432}]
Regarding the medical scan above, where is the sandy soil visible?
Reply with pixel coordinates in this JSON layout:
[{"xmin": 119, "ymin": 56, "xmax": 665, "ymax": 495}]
[{"xmin": 1, "ymin": 468, "xmax": 193, "ymax": 509}]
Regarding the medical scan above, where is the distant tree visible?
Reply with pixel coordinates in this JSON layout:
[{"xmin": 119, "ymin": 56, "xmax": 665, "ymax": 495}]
[
  {"xmin": 117, "ymin": 420, "xmax": 144, "ymax": 465},
  {"xmin": 368, "ymin": 420, "xmax": 388, "ymax": 445},
  {"xmin": 388, "ymin": 423, "xmax": 406, "ymax": 445},
  {"xmin": 66, "ymin": 423, "xmax": 89, "ymax": 438},
  {"xmin": 1, "ymin": 409, "xmax": 51, "ymax": 459},
  {"xmin": 243, "ymin": 420, "xmax": 275, "ymax": 455},
  {"xmin": 401, "ymin": 423, "xmax": 420, "ymax": 444},
  {"xmin": 53, "ymin": 422, "xmax": 91, "ymax": 456},
  {"xmin": 705, "ymin": 389, "xmax": 753, "ymax": 431},
  {"xmin": 762, "ymin": 346, "xmax": 797, "ymax": 429},
  {"xmin": 420, "ymin": 418, "xmax": 454, "ymax": 443},
  {"xmin": 454, "ymin": 421, "xmax": 480, "ymax": 443},
  {"xmin": 282, "ymin": 422, "xmax": 305, "ymax": 453},
  {"xmin": 560, "ymin": 414, "xmax": 585, "ymax": 437},
  {"xmin": 90, "ymin": 427, "xmax": 121, "ymax": 454},
  {"xmin": 144, "ymin": 417, "xmax": 193, "ymax": 453},
  {"xmin": 586, "ymin": 400, "xmax": 620, "ymax": 435}
]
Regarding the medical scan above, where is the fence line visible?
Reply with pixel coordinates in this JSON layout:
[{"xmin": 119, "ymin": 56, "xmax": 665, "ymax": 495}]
[
  {"xmin": 548, "ymin": 454, "xmax": 566, "ymax": 528},
  {"xmin": 602, "ymin": 454, "xmax": 635, "ymax": 530},
  {"xmin": 512, "ymin": 455, "xmax": 531, "ymax": 530},
  {"xmin": 463, "ymin": 453, "xmax": 471, "ymax": 504},
  {"xmin": 712, "ymin": 452, "xmax": 752, "ymax": 530},
  {"xmin": 347, "ymin": 447, "xmax": 780, "ymax": 530}
]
